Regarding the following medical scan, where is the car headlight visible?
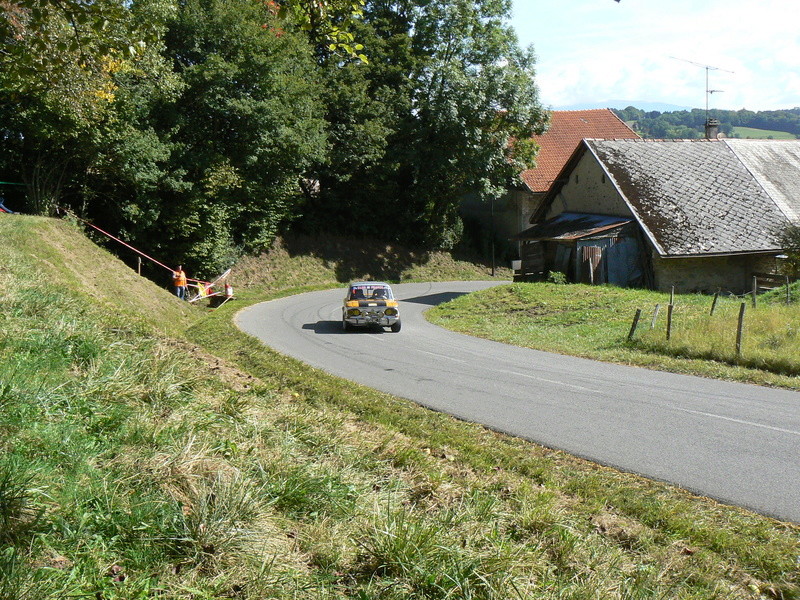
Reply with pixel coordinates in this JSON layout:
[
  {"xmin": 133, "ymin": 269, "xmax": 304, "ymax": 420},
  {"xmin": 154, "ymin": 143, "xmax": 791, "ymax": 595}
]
[
  {"xmin": 384, "ymin": 308, "xmax": 398, "ymax": 316},
  {"xmin": 347, "ymin": 308, "xmax": 361, "ymax": 316}
]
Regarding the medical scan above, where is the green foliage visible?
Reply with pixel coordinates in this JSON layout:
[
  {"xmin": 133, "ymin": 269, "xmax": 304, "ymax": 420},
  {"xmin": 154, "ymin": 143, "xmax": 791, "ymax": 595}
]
[
  {"xmin": 546, "ymin": 270, "xmax": 567, "ymax": 284},
  {"xmin": 277, "ymin": 0, "xmax": 367, "ymax": 60},
  {"xmin": 2, "ymin": 0, "xmax": 547, "ymax": 275},
  {"xmin": 136, "ymin": 0, "xmax": 326, "ymax": 275},
  {"xmin": 777, "ymin": 224, "xmax": 800, "ymax": 278},
  {"xmin": 0, "ymin": 0, "xmax": 328, "ymax": 278},
  {"xmin": 0, "ymin": 0, "xmax": 173, "ymax": 215},
  {"xmin": 0, "ymin": 0, "xmax": 144, "ymax": 84},
  {"xmin": 303, "ymin": 0, "xmax": 547, "ymax": 249},
  {"xmin": 1, "ymin": 0, "xmax": 327, "ymax": 277}
]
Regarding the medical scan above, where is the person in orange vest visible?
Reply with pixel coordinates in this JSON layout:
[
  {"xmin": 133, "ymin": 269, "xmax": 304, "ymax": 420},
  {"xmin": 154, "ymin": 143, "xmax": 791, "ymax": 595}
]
[{"xmin": 173, "ymin": 265, "xmax": 188, "ymax": 300}]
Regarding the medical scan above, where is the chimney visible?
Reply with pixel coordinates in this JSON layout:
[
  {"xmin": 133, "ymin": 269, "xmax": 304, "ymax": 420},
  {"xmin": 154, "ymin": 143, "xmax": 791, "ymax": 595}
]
[{"xmin": 705, "ymin": 118, "xmax": 720, "ymax": 140}]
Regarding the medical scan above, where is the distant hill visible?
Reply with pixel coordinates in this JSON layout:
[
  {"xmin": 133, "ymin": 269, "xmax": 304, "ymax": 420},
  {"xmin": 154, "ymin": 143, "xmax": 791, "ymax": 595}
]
[
  {"xmin": 611, "ymin": 106, "xmax": 800, "ymax": 139},
  {"xmin": 553, "ymin": 100, "xmax": 694, "ymax": 113}
]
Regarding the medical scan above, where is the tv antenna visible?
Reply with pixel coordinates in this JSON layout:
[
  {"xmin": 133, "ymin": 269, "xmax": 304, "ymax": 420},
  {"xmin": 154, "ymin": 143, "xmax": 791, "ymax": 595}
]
[{"xmin": 670, "ymin": 56, "xmax": 734, "ymax": 120}]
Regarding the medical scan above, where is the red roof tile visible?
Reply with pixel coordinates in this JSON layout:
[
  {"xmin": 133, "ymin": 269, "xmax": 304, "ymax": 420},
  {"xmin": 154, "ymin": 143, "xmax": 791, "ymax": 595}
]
[{"xmin": 521, "ymin": 109, "xmax": 639, "ymax": 193}]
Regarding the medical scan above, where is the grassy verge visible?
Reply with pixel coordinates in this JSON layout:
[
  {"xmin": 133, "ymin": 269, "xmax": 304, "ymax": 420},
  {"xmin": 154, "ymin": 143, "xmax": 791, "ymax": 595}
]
[
  {"xmin": 428, "ymin": 282, "xmax": 800, "ymax": 390},
  {"xmin": 2, "ymin": 216, "xmax": 799, "ymax": 599},
  {"xmin": 188, "ymin": 284, "xmax": 800, "ymax": 599}
]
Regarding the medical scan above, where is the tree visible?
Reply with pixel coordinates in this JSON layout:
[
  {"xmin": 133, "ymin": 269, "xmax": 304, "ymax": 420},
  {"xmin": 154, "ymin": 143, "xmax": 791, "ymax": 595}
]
[
  {"xmin": 306, "ymin": 0, "xmax": 546, "ymax": 248},
  {"xmin": 0, "ymin": 0, "xmax": 173, "ymax": 214},
  {"xmin": 1, "ymin": 0, "xmax": 366, "ymax": 61},
  {"xmin": 0, "ymin": 0, "xmax": 356, "ymax": 219},
  {"xmin": 141, "ymin": 0, "xmax": 327, "ymax": 275},
  {"xmin": 1, "ymin": 0, "xmax": 327, "ymax": 275}
]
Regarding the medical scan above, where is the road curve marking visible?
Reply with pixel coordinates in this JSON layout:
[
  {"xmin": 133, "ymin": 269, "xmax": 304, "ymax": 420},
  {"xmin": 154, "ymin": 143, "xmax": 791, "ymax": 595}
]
[
  {"xmin": 678, "ymin": 407, "xmax": 800, "ymax": 437},
  {"xmin": 496, "ymin": 368, "xmax": 602, "ymax": 394},
  {"xmin": 416, "ymin": 349, "xmax": 468, "ymax": 364}
]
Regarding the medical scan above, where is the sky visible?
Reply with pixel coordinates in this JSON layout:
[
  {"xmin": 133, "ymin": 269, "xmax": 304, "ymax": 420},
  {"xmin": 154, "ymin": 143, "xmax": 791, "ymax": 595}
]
[{"xmin": 509, "ymin": 0, "xmax": 800, "ymax": 112}]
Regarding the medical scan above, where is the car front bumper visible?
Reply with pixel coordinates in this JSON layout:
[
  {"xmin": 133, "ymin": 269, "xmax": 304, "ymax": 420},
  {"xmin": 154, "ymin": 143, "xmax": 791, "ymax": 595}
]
[{"xmin": 344, "ymin": 313, "xmax": 399, "ymax": 327}]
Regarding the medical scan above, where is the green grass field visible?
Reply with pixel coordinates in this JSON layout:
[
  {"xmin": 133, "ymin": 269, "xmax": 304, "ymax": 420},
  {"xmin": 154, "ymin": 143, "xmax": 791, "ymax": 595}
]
[
  {"xmin": 731, "ymin": 126, "xmax": 798, "ymax": 139},
  {"xmin": 1, "ymin": 214, "xmax": 798, "ymax": 599}
]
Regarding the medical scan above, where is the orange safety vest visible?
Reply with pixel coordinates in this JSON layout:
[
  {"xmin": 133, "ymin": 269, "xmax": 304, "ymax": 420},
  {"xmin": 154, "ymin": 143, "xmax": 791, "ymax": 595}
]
[{"xmin": 173, "ymin": 270, "xmax": 187, "ymax": 287}]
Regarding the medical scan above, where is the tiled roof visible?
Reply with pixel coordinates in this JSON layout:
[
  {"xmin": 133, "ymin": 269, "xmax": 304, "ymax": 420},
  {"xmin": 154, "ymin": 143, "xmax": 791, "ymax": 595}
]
[
  {"xmin": 586, "ymin": 139, "xmax": 791, "ymax": 256},
  {"xmin": 521, "ymin": 109, "xmax": 639, "ymax": 193},
  {"xmin": 725, "ymin": 139, "xmax": 800, "ymax": 223}
]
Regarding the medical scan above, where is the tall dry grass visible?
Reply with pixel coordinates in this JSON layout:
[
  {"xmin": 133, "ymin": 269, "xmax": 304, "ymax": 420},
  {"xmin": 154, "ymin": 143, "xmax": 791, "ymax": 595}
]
[{"xmin": 637, "ymin": 294, "xmax": 800, "ymax": 376}]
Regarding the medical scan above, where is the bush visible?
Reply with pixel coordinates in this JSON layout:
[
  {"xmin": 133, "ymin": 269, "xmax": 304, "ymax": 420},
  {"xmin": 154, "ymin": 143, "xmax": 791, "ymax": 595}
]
[{"xmin": 777, "ymin": 224, "xmax": 800, "ymax": 277}]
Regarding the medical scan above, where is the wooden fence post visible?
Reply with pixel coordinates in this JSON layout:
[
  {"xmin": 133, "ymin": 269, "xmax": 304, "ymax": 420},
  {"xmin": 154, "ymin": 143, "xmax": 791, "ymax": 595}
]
[
  {"xmin": 138, "ymin": 256, "xmax": 142, "ymax": 276},
  {"xmin": 710, "ymin": 292, "xmax": 719, "ymax": 316},
  {"xmin": 650, "ymin": 304, "xmax": 661, "ymax": 329},
  {"xmin": 666, "ymin": 303, "xmax": 674, "ymax": 341},
  {"xmin": 787, "ymin": 276, "xmax": 791, "ymax": 306},
  {"xmin": 628, "ymin": 309, "xmax": 642, "ymax": 341},
  {"xmin": 752, "ymin": 276, "xmax": 757, "ymax": 308},
  {"xmin": 736, "ymin": 302, "xmax": 746, "ymax": 357}
]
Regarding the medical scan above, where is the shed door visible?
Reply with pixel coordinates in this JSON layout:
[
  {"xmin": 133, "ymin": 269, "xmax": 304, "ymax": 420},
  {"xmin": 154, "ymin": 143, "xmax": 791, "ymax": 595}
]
[
  {"xmin": 605, "ymin": 237, "xmax": 642, "ymax": 287},
  {"xmin": 577, "ymin": 238, "xmax": 615, "ymax": 284},
  {"xmin": 579, "ymin": 245, "xmax": 603, "ymax": 284}
]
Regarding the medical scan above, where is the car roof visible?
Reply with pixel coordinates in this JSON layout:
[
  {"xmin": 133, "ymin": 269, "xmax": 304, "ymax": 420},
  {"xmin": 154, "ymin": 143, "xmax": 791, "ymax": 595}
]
[{"xmin": 349, "ymin": 281, "xmax": 391, "ymax": 288}]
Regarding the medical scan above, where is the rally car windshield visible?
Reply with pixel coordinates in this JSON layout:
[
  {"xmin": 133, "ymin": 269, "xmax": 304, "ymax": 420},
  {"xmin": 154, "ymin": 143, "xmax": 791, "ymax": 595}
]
[{"xmin": 349, "ymin": 285, "xmax": 393, "ymax": 300}]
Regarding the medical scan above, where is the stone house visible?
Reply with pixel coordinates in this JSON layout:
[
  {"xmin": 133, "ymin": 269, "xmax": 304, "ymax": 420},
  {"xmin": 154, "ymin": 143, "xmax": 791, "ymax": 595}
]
[
  {"xmin": 459, "ymin": 109, "xmax": 639, "ymax": 258},
  {"xmin": 516, "ymin": 138, "xmax": 800, "ymax": 293}
]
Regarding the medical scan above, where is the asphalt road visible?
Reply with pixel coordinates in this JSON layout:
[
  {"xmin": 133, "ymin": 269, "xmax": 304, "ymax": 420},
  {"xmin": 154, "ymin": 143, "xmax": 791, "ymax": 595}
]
[{"xmin": 236, "ymin": 281, "xmax": 800, "ymax": 523}]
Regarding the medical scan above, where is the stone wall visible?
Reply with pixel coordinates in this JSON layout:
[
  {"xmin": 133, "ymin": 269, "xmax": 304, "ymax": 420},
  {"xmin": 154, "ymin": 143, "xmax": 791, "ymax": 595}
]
[
  {"xmin": 546, "ymin": 153, "xmax": 631, "ymax": 218},
  {"xmin": 652, "ymin": 253, "xmax": 779, "ymax": 294}
]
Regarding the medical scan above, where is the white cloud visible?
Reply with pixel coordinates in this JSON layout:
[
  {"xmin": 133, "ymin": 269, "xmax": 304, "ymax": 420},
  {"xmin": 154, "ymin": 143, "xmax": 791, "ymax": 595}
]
[{"xmin": 512, "ymin": 0, "xmax": 800, "ymax": 111}]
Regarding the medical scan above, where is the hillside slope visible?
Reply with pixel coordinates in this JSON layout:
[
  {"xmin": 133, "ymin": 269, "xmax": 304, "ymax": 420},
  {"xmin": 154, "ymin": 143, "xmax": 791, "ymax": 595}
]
[
  {"xmin": 1, "ymin": 214, "xmax": 798, "ymax": 600},
  {"xmin": 2, "ymin": 214, "xmax": 194, "ymax": 335},
  {"xmin": 231, "ymin": 233, "xmax": 509, "ymax": 290}
]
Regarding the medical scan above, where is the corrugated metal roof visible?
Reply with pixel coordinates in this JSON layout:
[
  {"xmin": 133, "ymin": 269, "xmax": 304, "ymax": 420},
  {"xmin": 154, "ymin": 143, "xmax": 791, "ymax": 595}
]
[
  {"xmin": 585, "ymin": 139, "xmax": 790, "ymax": 256},
  {"xmin": 521, "ymin": 109, "xmax": 639, "ymax": 193},
  {"xmin": 724, "ymin": 139, "xmax": 800, "ymax": 223},
  {"xmin": 516, "ymin": 212, "xmax": 631, "ymax": 241}
]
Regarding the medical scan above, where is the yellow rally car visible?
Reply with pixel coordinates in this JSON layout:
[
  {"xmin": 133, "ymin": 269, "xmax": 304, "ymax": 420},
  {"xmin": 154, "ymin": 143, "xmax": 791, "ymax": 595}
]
[{"xmin": 342, "ymin": 281, "xmax": 401, "ymax": 332}]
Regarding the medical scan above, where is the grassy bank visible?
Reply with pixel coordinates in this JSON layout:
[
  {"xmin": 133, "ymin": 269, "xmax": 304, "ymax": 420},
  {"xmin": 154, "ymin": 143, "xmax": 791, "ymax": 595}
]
[
  {"xmin": 231, "ymin": 233, "xmax": 510, "ymax": 289},
  {"xmin": 2, "ymin": 215, "xmax": 799, "ymax": 599},
  {"xmin": 428, "ymin": 282, "xmax": 800, "ymax": 390}
]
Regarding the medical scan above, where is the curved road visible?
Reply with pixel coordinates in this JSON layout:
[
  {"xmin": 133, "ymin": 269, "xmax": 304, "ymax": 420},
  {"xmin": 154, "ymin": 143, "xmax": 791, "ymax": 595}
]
[{"xmin": 237, "ymin": 281, "xmax": 800, "ymax": 523}]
